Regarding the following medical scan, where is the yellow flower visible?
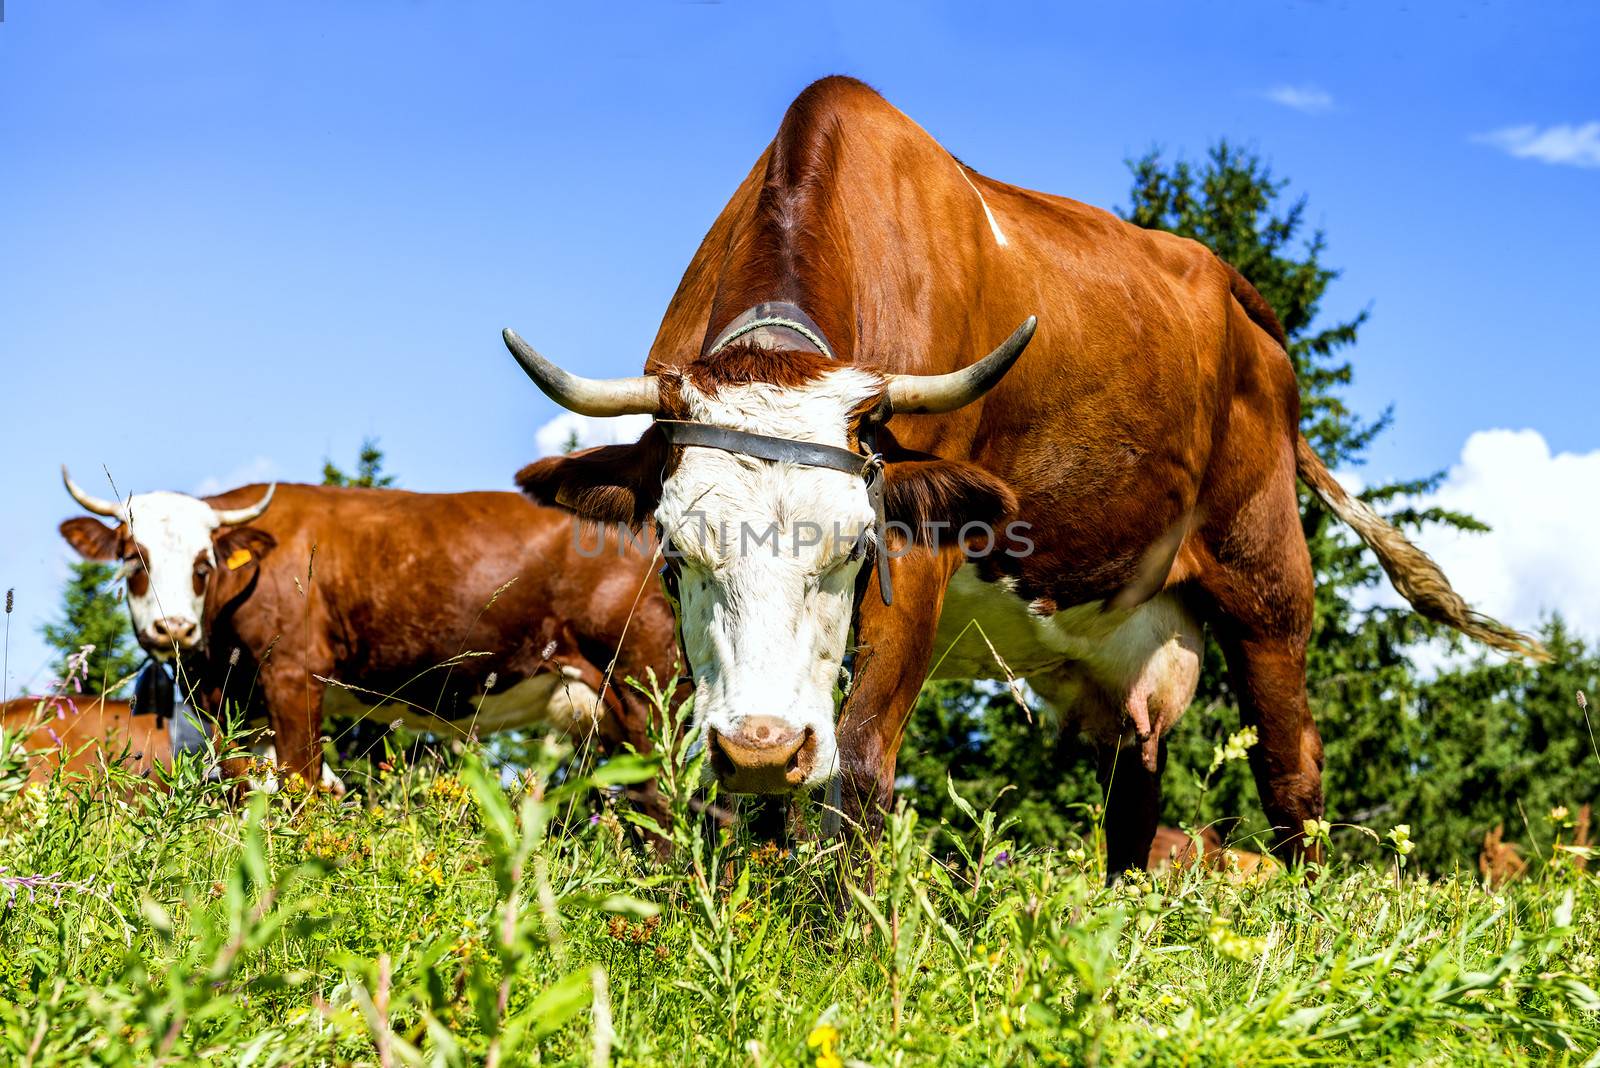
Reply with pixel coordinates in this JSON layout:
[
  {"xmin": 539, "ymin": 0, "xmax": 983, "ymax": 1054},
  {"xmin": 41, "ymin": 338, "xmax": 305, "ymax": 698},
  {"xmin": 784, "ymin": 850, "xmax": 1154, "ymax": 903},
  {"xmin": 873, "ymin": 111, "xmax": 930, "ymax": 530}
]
[
  {"xmin": 1207, "ymin": 917, "xmax": 1267, "ymax": 961},
  {"xmin": 1301, "ymin": 818, "xmax": 1331, "ymax": 842},
  {"xmin": 805, "ymin": 1024, "xmax": 837, "ymax": 1049},
  {"xmin": 1550, "ymin": 805, "xmax": 1572, "ymax": 825},
  {"xmin": 1208, "ymin": 725, "xmax": 1259, "ymax": 772},
  {"xmin": 806, "ymin": 1023, "xmax": 842, "ymax": 1068},
  {"xmin": 430, "ymin": 775, "xmax": 466, "ymax": 804}
]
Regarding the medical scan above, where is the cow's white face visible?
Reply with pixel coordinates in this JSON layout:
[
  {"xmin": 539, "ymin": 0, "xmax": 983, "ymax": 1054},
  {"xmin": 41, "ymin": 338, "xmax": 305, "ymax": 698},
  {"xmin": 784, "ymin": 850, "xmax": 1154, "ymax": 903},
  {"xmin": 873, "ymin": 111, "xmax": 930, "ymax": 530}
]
[
  {"xmin": 62, "ymin": 483, "xmax": 273, "ymax": 662},
  {"xmin": 117, "ymin": 492, "xmax": 225, "ymax": 656},
  {"xmin": 656, "ymin": 369, "xmax": 882, "ymax": 792}
]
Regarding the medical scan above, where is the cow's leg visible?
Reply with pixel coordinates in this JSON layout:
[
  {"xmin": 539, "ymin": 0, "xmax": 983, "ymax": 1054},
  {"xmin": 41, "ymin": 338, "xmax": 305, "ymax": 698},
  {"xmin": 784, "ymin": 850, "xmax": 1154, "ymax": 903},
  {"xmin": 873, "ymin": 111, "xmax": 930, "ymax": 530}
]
[
  {"xmin": 256, "ymin": 665, "xmax": 329, "ymax": 792},
  {"xmin": 1097, "ymin": 736, "xmax": 1165, "ymax": 879},
  {"xmin": 1036, "ymin": 674, "xmax": 1165, "ymax": 879},
  {"xmin": 1212, "ymin": 630, "xmax": 1323, "ymax": 864},
  {"xmin": 1196, "ymin": 456, "xmax": 1324, "ymax": 865},
  {"xmin": 835, "ymin": 546, "xmax": 964, "ymax": 841}
]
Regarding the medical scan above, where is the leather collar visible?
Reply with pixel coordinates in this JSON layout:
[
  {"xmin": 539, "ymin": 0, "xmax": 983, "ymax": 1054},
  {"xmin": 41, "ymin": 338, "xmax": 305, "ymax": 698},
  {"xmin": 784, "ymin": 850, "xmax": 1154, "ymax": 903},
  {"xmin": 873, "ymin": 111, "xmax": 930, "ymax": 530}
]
[{"xmin": 655, "ymin": 419, "xmax": 893, "ymax": 606}]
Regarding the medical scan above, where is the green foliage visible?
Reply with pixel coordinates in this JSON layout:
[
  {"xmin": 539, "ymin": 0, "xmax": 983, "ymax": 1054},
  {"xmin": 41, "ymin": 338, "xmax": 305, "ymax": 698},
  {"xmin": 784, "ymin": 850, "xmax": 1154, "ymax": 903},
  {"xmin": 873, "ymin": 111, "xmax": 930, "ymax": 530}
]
[
  {"xmin": 2, "ymin": 697, "xmax": 1597, "ymax": 1065},
  {"xmin": 38, "ymin": 561, "xmax": 141, "ymax": 696},
  {"xmin": 322, "ymin": 437, "xmax": 397, "ymax": 488}
]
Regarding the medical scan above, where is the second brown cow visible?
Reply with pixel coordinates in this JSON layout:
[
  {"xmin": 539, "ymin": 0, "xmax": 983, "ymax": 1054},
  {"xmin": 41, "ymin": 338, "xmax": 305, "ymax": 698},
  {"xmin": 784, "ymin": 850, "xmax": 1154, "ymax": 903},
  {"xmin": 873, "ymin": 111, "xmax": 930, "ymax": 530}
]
[{"xmin": 57, "ymin": 474, "xmax": 682, "ymax": 791}]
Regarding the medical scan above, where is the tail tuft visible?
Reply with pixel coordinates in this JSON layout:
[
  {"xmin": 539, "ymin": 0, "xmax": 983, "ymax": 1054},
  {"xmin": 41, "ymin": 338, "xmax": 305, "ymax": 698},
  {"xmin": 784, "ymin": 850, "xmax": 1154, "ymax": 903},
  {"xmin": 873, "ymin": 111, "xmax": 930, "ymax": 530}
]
[{"xmin": 1294, "ymin": 435, "xmax": 1549, "ymax": 662}]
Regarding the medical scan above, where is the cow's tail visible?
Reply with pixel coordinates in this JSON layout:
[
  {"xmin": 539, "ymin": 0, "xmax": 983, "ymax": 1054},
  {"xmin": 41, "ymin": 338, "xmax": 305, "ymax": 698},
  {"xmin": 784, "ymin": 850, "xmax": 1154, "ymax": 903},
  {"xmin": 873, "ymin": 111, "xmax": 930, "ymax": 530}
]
[{"xmin": 1294, "ymin": 433, "xmax": 1549, "ymax": 661}]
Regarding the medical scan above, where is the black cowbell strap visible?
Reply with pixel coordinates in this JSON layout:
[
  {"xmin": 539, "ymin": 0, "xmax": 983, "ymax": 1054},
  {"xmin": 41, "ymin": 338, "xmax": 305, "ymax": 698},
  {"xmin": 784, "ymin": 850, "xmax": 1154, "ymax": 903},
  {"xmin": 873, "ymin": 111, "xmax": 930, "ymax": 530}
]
[{"xmin": 132, "ymin": 659, "xmax": 176, "ymax": 727}]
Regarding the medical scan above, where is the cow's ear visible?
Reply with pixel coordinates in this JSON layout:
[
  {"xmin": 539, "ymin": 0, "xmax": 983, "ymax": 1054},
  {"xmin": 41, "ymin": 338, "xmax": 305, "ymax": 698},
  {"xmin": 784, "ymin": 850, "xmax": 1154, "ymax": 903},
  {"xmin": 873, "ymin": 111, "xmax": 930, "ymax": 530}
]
[
  {"xmin": 207, "ymin": 526, "xmax": 277, "ymax": 614},
  {"xmin": 515, "ymin": 430, "xmax": 667, "ymax": 528},
  {"xmin": 214, "ymin": 526, "xmax": 277, "ymax": 572},
  {"xmin": 882, "ymin": 458, "xmax": 1017, "ymax": 548},
  {"xmin": 60, "ymin": 517, "xmax": 120, "ymax": 561}
]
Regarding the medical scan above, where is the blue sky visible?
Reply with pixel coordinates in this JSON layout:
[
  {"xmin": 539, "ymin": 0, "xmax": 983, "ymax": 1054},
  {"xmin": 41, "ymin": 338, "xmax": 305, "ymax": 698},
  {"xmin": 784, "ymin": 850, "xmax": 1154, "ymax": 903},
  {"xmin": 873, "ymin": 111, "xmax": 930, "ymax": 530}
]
[{"xmin": 2, "ymin": 0, "xmax": 1596, "ymax": 692}]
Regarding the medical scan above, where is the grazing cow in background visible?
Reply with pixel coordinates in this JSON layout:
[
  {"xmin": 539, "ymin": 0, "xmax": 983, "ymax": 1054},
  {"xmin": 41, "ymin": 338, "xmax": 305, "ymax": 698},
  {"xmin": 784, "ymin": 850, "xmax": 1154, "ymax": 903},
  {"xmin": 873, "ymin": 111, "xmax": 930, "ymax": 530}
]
[
  {"xmin": 503, "ymin": 76, "xmax": 1543, "ymax": 872},
  {"xmin": 1147, "ymin": 825, "xmax": 1274, "ymax": 880},
  {"xmin": 0, "ymin": 695, "xmax": 169, "ymax": 783},
  {"xmin": 57, "ymin": 472, "xmax": 681, "ymax": 792}
]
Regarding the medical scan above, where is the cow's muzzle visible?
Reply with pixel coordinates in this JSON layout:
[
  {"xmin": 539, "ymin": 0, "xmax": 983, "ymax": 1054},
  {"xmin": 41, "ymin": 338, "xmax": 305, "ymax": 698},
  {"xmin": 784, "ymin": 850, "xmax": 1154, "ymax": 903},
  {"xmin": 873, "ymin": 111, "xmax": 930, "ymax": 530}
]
[
  {"xmin": 143, "ymin": 617, "xmax": 200, "ymax": 656},
  {"xmin": 708, "ymin": 718, "xmax": 817, "ymax": 794}
]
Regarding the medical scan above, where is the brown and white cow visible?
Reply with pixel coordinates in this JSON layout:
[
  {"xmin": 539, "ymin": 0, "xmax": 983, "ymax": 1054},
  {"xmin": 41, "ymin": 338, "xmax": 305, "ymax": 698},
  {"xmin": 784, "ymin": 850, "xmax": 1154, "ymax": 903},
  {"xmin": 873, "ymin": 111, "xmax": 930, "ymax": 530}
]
[
  {"xmin": 503, "ymin": 77, "xmax": 1542, "ymax": 872},
  {"xmin": 57, "ymin": 474, "xmax": 681, "ymax": 791}
]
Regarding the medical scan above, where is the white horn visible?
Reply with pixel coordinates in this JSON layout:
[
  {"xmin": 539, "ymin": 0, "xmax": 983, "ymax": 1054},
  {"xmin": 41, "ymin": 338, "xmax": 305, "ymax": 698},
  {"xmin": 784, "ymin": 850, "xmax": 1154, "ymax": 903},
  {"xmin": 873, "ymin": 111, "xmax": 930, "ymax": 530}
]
[
  {"xmin": 61, "ymin": 466, "xmax": 125, "ymax": 520},
  {"xmin": 503, "ymin": 328, "xmax": 661, "ymax": 417},
  {"xmin": 885, "ymin": 316, "xmax": 1038, "ymax": 415},
  {"xmin": 213, "ymin": 483, "xmax": 276, "ymax": 526}
]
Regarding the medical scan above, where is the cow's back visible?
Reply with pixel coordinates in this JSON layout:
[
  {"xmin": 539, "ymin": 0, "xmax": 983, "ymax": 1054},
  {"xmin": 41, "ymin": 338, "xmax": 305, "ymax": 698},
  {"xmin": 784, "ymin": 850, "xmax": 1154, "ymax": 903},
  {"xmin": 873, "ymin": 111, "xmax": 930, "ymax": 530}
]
[
  {"xmin": 1, "ymin": 695, "xmax": 168, "ymax": 782},
  {"xmin": 198, "ymin": 483, "xmax": 674, "ymax": 726}
]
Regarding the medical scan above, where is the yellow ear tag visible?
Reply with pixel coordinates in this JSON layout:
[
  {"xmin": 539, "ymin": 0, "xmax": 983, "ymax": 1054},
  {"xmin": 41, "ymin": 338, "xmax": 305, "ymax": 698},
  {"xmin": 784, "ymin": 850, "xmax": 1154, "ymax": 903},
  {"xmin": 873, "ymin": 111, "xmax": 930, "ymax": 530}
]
[{"xmin": 225, "ymin": 548, "xmax": 253, "ymax": 571}]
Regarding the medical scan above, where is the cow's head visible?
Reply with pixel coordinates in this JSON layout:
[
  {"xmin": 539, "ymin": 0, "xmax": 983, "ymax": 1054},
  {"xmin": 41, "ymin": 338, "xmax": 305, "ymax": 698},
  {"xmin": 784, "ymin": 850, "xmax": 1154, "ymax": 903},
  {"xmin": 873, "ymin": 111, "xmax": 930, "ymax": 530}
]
[
  {"xmin": 58, "ymin": 469, "xmax": 277, "ymax": 659},
  {"xmin": 504, "ymin": 317, "xmax": 1033, "ymax": 793}
]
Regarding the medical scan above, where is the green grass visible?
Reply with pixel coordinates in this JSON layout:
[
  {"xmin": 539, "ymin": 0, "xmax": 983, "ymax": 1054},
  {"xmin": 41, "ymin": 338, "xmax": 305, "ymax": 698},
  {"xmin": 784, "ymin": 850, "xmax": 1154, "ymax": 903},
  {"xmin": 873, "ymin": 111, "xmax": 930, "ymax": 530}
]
[{"xmin": 2, "ymin": 688, "xmax": 1598, "ymax": 1067}]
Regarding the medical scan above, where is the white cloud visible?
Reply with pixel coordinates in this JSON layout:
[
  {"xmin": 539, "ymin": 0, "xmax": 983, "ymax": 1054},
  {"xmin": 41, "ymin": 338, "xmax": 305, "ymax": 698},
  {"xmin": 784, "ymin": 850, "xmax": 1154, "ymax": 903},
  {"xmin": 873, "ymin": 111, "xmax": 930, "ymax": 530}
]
[
  {"xmin": 193, "ymin": 456, "xmax": 279, "ymax": 497},
  {"xmin": 534, "ymin": 413, "xmax": 652, "ymax": 457},
  {"xmin": 1262, "ymin": 85, "xmax": 1335, "ymax": 115},
  {"xmin": 1472, "ymin": 123, "xmax": 1600, "ymax": 169},
  {"xmin": 1365, "ymin": 429, "xmax": 1600, "ymax": 642}
]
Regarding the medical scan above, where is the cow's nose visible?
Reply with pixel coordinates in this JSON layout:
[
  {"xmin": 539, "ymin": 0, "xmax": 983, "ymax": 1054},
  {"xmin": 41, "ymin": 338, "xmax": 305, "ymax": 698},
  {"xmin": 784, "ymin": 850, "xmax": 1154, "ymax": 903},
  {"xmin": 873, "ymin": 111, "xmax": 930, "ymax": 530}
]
[
  {"xmin": 150, "ymin": 618, "xmax": 198, "ymax": 646},
  {"xmin": 708, "ymin": 717, "xmax": 816, "ymax": 794}
]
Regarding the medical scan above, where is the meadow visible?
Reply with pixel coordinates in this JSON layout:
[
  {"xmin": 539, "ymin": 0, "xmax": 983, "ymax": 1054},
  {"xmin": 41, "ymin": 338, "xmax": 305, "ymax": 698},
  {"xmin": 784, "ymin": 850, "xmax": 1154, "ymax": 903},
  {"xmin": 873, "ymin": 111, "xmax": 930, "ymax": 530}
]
[{"xmin": 2, "ymin": 678, "xmax": 1598, "ymax": 1068}]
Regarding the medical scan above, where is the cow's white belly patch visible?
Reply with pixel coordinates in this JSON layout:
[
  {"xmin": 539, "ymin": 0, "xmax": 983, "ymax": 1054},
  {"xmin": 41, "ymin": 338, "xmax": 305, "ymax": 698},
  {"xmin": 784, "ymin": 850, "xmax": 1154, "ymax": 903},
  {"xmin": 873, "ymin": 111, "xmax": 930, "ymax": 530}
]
[
  {"xmin": 931, "ymin": 565, "xmax": 1203, "ymax": 756},
  {"xmin": 321, "ymin": 666, "xmax": 604, "ymax": 739}
]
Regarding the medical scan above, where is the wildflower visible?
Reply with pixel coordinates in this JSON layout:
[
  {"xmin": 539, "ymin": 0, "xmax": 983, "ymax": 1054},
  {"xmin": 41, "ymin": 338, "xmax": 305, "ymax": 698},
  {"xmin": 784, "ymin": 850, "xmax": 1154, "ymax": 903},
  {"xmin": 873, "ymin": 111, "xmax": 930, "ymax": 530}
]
[
  {"xmin": 1386, "ymin": 824, "xmax": 1414, "ymax": 855},
  {"xmin": 1064, "ymin": 847, "xmax": 1087, "ymax": 866},
  {"xmin": 806, "ymin": 1023, "xmax": 842, "ymax": 1068},
  {"xmin": 1302, "ymin": 818, "xmax": 1331, "ymax": 844},
  {"xmin": 654, "ymin": 943, "xmax": 670, "ymax": 961},
  {"xmin": 367, "ymin": 805, "xmax": 384, "ymax": 821},
  {"xmin": 992, "ymin": 849, "xmax": 1011, "ymax": 867},
  {"xmin": 410, "ymin": 851, "xmax": 445, "ymax": 889},
  {"xmin": 430, "ymin": 775, "xmax": 466, "ymax": 805},
  {"xmin": 1208, "ymin": 725, "xmax": 1259, "ymax": 773},
  {"xmin": 303, "ymin": 828, "xmax": 358, "ymax": 863},
  {"xmin": 607, "ymin": 915, "xmax": 629, "ymax": 941},
  {"xmin": 1207, "ymin": 917, "xmax": 1267, "ymax": 961},
  {"xmin": 1550, "ymin": 805, "xmax": 1572, "ymax": 826}
]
